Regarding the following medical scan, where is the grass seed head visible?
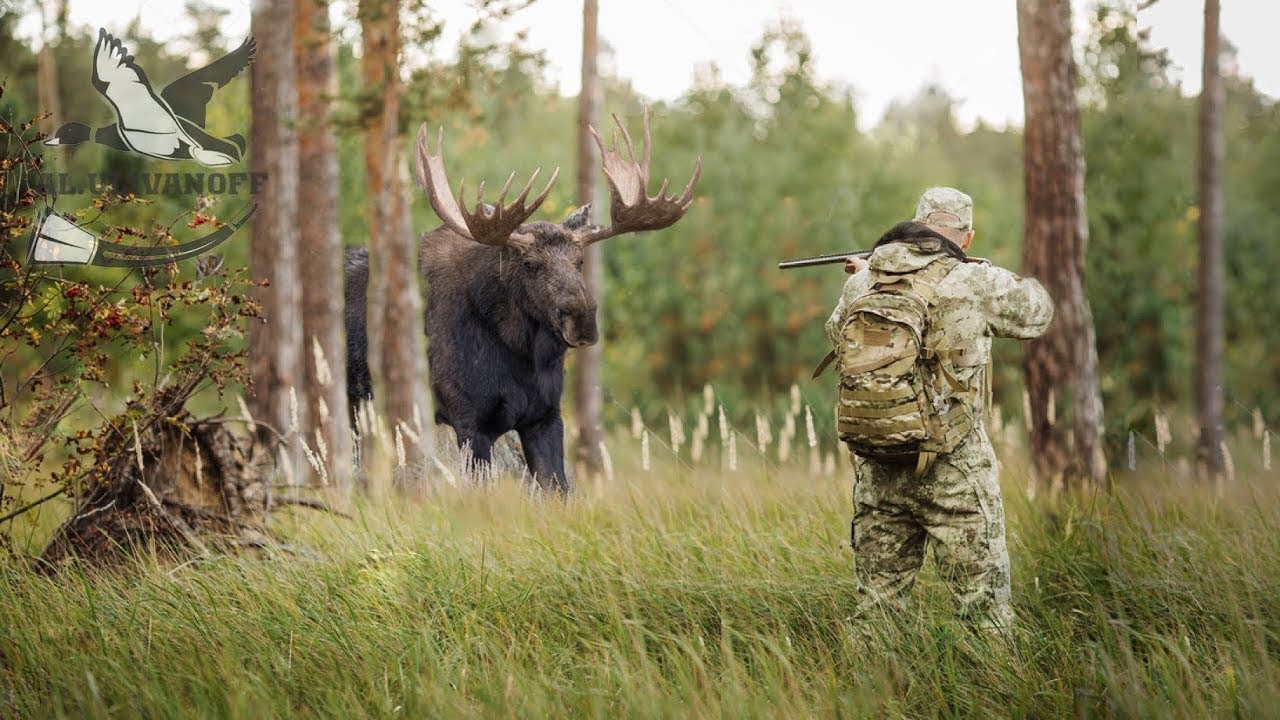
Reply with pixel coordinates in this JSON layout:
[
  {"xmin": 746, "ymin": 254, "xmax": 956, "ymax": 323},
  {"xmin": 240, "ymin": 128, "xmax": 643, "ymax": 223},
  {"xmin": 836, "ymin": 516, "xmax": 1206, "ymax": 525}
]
[
  {"xmin": 630, "ymin": 407, "xmax": 643, "ymax": 440},
  {"xmin": 641, "ymin": 430, "xmax": 651, "ymax": 471}
]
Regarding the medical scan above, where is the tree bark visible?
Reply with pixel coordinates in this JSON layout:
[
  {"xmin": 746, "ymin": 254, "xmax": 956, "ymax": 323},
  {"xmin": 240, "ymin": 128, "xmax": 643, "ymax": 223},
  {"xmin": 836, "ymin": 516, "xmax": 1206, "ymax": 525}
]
[
  {"xmin": 35, "ymin": 1, "xmax": 65, "ymax": 140},
  {"xmin": 1196, "ymin": 0, "xmax": 1225, "ymax": 479},
  {"xmin": 249, "ymin": 0, "xmax": 305, "ymax": 466},
  {"xmin": 360, "ymin": 0, "xmax": 432, "ymax": 474},
  {"xmin": 573, "ymin": 0, "xmax": 605, "ymax": 478},
  {"xmin": 1017, "ymin": 0, "xmax": 1107, "ymax": 488},
  {"xmin": 359, "ymin": 0, "xmax": 392, "ymax": 410},
  {"xmin": 384, "ymin": 148, "xmax": 433, "ymax": 462},
  {"xmin": 294, "ymin": 0, "xmax": 353, "ymax": 487}
]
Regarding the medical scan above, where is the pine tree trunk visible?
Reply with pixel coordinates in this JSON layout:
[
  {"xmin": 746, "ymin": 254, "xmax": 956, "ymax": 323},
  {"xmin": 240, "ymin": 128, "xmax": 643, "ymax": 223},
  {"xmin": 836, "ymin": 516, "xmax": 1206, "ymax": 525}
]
[
  {"xmin": 573, "ymin": 0, "xmax": 605, "ymax": 478},
  {"xmin": 360, "ymin": 0, "xmax": 432, "ymax": 475},
  {"xmin": 1196, "ymin": 0, "xmax": 1225, "ymax": 479},
  {"xmin": 35, "ymin": 2, "xmax": 64, "ymax": 140},
  {"xmin": 359, "ymin": 0, "xmax": 391, "ymax": 412},
  {"xmin": 383, "ymin": 151, "xmax": 433, "ymax": 463},
  {"xmin": 249, "ymin": 0, "xmax": 305, "ymax": 467},
  {"xmin": 294, "ymin": 0, "xmax": 353, "ymax": 487},
  {"xmin": 1017, "ymin": 0, "xmax": 1107, "ymax": 488}
]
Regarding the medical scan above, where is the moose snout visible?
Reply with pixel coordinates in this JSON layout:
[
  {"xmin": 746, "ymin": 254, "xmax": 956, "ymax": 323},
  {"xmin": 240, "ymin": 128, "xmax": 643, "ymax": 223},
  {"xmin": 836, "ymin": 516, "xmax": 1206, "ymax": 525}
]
[{"xmin": 559, "ymin": 308, "xmax": 599, "ymax": 347}]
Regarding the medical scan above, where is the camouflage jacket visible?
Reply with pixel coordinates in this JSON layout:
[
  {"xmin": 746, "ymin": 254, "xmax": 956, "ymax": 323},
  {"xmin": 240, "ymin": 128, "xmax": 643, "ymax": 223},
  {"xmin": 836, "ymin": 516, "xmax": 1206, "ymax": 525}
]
[{"xmin": 826, "ymin": 242, "xmax": 1054, "ymax": 394}]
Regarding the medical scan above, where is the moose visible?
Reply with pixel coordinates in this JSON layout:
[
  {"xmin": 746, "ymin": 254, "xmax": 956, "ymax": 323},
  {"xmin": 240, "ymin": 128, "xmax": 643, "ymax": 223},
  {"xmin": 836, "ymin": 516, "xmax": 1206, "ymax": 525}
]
[{"xmin": 345, "ymin": 108, "xmax": 701, "ymax": 492}]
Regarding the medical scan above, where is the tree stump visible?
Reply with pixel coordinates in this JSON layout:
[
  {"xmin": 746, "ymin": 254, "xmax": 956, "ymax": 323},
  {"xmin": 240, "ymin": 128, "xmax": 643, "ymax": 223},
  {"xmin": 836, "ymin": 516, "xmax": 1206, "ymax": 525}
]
[{"xmin": 38, "ymin": 413, "xmax": 276, "ymax": 572}]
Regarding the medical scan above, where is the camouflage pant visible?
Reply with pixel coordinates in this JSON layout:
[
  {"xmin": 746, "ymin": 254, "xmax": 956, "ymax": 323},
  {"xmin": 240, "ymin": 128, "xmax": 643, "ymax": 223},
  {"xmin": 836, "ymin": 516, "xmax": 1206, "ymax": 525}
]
[{"xmin": 850, "ymin": 430, "xmax": 1014, "ymax": 629}]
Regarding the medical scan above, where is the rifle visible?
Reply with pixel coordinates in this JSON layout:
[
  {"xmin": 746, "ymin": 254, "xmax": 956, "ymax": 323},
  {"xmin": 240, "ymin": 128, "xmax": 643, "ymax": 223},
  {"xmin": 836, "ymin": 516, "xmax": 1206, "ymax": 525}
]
[
  {"xmin": 778, "ymin": 248, "xmax": 989, "ymax": 270},
  {"xmin": 777, "ymin": 249, "xmax": 870, "ymax": 270}
]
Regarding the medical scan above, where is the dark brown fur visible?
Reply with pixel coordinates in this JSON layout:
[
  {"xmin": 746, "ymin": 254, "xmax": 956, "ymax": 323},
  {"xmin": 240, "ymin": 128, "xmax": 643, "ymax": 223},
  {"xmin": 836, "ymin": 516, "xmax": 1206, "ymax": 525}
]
[{"xmin": 346, "ymin": 206, "xmax": 595, "ymax": 492}]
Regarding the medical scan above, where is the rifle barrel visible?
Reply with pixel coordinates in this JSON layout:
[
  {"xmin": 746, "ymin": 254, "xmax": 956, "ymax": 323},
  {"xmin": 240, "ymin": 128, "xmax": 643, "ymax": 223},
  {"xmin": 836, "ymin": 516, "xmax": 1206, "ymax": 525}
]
[{"xmin": 777, "ymin": 250, "xmax": 870, "ymax": 270}]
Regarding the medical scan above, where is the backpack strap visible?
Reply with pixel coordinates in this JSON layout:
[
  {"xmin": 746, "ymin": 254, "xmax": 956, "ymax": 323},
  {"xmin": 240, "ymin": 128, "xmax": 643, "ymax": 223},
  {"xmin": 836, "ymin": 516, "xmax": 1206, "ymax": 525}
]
[
  {"xmin": 885, "ymin": 257, "xmax": 956, "ymax": 309},
  {"xmin": 913, "ymin": 257, "xmax": 958, "ymax": 293},
  {"xmin": 914, "ymin": 451, "xmax": 937, "ymax": 478},
  {"xmin": 842, "ymin": 349, "xmax": 916, "ymax": 375},
  {"xmin": 812, "ymin": 349, "xmax": 837, "ymax": 379},
  {"xmin": 984, "ymin": 356, "xmax": 994, "ymax": 424}
]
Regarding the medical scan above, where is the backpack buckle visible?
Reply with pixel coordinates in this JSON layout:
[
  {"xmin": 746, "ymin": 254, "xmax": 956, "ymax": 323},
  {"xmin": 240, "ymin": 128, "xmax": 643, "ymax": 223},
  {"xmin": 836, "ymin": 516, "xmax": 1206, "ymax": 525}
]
[{"xmin": 914, "ymin": 451, "xmax": 938, "ymax": 478}]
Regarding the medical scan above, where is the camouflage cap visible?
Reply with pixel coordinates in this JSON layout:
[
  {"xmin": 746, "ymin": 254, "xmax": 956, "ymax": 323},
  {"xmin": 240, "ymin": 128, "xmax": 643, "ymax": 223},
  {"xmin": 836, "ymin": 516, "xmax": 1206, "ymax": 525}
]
[{"xmin": 913, "ymin": 187, "xmax": 973, "ymax": 231}]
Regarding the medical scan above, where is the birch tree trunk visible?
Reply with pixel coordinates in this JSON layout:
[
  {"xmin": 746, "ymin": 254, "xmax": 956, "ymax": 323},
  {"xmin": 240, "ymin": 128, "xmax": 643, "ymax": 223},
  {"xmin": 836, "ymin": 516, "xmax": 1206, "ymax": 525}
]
[{"xmin": 1016, "ymin": 0, "xmax": 1108, "ymax": 488}]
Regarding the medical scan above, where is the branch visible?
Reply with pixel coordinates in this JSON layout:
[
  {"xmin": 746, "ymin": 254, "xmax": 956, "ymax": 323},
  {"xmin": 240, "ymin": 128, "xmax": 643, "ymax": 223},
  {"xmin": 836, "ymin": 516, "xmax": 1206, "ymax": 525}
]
[
  {"xmin": 0, "ymin": 486, "xmax": 66, "ymax": 525},
  {"xmin": 198, "ymin": 416, "xmax": 289, "ymax": 446},
  {"xmin": 272, "ymin": 495, "xmax": 351, "ymax": 519}
]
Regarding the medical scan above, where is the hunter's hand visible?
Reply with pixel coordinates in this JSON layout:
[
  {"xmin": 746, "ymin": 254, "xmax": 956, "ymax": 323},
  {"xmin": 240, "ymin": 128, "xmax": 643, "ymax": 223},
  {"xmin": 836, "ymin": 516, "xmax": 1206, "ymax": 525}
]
[{"xmin": 845, "ymin": 256, "xmax": 870, "ymax": 274}]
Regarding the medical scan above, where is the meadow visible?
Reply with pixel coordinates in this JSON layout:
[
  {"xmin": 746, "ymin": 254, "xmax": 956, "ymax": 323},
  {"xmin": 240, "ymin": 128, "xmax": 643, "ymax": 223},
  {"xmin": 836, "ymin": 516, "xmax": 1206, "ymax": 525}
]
[{"xmin": 1, "ymin": 404, "xmax": 1277, "ymax": 719}]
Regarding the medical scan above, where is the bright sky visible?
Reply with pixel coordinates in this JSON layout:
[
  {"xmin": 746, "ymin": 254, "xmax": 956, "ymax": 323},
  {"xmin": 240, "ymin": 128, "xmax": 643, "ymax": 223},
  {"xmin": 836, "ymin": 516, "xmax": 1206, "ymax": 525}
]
[{"xmin": 29, "ymin": 0, "xmax": 1280, "ymax": 131}]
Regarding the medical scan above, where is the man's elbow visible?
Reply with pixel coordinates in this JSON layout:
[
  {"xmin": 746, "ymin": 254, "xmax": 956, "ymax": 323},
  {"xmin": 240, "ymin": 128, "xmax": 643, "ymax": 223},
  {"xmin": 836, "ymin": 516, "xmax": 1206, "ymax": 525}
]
[
  {"xmin": 994, "ymin": 280, "xmax": 1054, "ymax": 339},
  {"xmin": 1020, "ymin": 283, "xmax": 1055, "ymax": 338}
]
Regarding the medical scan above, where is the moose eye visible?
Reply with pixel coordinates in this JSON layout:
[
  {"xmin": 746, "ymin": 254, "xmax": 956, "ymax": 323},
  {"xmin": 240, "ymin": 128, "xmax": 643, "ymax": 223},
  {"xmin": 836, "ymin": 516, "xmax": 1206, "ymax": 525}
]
[
  {"xmin": 523, "ymin": 257, "xmax": 539, "ymax": 270},
  {"xmin": 576, "ymin": 259, "xmax": 584, "ymax": 271}
]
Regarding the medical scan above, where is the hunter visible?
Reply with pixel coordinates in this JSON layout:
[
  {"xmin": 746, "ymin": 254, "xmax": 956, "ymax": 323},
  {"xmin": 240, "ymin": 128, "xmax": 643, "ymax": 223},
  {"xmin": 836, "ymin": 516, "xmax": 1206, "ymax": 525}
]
[{"xmin": 825, "ymin": 187, "xmax": 1053, "ymax": 630}]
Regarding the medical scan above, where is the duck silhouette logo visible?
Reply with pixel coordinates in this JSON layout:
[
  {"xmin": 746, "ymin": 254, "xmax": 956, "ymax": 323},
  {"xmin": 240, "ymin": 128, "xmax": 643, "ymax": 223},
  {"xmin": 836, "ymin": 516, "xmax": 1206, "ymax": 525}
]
[
  {"xmin": 46, "ymin": 29, "xmax": 255, "ymax": 165},
  {"xmin": 33, "ymin": 29, "xmax": 259, "ymax": 267}
]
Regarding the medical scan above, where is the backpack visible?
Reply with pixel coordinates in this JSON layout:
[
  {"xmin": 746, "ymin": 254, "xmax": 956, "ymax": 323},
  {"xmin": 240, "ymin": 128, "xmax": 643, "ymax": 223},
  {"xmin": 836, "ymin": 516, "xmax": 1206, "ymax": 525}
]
[{"xmin": 833, "ymin": 256, "xmax": 983, "ymax": 476}]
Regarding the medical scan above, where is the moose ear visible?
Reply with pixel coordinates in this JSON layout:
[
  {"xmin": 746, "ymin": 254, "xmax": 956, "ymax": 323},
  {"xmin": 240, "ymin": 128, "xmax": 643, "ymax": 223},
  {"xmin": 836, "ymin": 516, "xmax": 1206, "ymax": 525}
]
[{"xmin": 562, "ymin": 204, "xmax": 592, "ymax": 230}]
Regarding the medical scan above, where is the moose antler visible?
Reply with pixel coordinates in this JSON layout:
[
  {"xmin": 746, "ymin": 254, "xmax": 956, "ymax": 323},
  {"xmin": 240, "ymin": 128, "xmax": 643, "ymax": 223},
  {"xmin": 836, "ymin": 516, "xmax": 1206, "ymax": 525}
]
[
  {"xmin": 577, "ymin": 106, "xmax": 702, "ymax": 246},
  {"xmin": 414, "ymin": 125, "xmax": 560, "ymax": 248}
]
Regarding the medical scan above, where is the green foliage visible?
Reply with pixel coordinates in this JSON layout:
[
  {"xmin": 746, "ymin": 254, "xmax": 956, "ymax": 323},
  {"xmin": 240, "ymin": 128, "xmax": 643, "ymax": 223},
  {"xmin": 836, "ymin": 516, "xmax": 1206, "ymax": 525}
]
[
  {"xmin": 3, "ymin": 3, "xmax": 1277, "ymax": 466},
  {"xmin": 1082, "ymin": 6, "xmax": 1197, "ymax": 431},
  {"xmin": 1080, "ymin": 6, "xmax": 1280, "ymax": 446},
  {"xmin": 1221, "ymin": 76, "xmax": 1280, "ymax": 416},
  {"xmin": 597, "ymin": 24, "xmax": 1029, "ymax": 430}
]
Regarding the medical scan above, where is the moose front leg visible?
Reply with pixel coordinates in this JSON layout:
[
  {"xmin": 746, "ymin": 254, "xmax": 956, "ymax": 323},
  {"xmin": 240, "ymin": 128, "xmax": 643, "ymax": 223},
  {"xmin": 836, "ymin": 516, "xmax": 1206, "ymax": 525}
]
[
  {"xmin": 517, "ymin": 417, "xmax": 570, "ymax": 494},
  {"xmin": 451, "ymin": 425, "xmax": 496, "ymax": 480}
]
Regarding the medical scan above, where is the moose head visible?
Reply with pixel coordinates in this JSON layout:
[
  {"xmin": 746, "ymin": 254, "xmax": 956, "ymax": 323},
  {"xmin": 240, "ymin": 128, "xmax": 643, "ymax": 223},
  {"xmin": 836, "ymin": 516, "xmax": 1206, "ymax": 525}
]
[{"xmin": 413, "ymin": 107, "xmax": 702, "ymax": 350}]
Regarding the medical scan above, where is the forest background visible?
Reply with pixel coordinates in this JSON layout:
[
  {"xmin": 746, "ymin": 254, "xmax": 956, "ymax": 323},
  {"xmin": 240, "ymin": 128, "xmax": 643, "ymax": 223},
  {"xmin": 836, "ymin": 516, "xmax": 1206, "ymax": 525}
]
[{"xmin": 0, "ymin": 0, "xmax": 1276, "ymax": 468}]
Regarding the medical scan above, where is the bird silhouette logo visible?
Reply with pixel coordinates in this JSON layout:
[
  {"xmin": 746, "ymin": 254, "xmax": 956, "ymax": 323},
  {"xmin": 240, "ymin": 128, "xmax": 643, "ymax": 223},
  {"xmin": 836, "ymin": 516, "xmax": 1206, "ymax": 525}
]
[
  {"xmin": 32, "ymin": 29, "xmax": 259, "ymax": 268},
  {"xmin": 45, "ymin": 29, "xmax": 256, "ymax": 165}
]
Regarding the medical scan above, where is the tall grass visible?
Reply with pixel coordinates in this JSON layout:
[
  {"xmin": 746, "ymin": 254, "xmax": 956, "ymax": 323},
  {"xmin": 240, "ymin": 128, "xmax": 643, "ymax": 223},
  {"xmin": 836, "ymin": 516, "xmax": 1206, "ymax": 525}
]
[{"xmin": 2, "ymin": 426, "xmax": 1279, "ymax": 718}]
